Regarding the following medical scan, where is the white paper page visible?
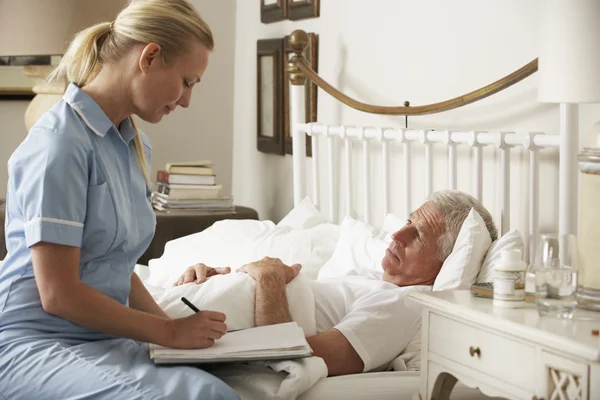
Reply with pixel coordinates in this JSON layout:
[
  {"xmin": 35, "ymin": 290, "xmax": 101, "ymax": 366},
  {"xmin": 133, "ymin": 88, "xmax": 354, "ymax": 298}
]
[{"xmin": 151, "ymin": 322, "xmax": 307, "ymax": 356}]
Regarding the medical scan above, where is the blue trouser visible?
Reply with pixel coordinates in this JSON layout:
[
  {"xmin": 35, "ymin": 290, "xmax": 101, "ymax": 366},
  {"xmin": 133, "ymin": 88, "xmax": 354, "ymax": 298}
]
[{"xmin": 0, "ymin": 337, "xmax": 240, "ymax": 400}]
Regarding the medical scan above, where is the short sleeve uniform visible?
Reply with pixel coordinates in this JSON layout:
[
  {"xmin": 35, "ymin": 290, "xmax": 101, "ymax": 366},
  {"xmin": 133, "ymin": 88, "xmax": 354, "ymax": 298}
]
[
  {"xmin": 0, "ymin": 84, "xmax": 239, "ymax": 400},
  {"xmin": 0, "ymin": 83, "xmax": 156, "ymax": 343}
]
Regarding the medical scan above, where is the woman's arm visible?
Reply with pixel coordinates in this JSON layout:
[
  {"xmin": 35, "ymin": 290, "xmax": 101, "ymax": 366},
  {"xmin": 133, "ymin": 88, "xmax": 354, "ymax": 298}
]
[
  {"xmin": 129, "ymin": 272, "xmax": 170, "ymax": 319},
  {"xmin": 31, "ymin": 242, "xmax": 225, "ymax": 348}
]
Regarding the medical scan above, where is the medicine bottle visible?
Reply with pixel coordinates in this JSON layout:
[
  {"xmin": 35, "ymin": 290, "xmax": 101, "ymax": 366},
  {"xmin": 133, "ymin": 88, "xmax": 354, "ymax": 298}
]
[{"xmin": 493, "ymin": 249, "xmax": 526, "ymax": 308}]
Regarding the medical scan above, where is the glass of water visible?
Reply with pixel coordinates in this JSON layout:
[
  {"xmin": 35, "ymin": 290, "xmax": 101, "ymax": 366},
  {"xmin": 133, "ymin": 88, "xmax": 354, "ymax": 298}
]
[{"xmin": 534, "ymin": 234, "xmax": 578, "ymax": 319}]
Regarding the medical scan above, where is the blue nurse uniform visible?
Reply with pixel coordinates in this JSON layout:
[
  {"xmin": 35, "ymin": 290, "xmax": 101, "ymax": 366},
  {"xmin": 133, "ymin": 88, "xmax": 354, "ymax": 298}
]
[{"xmin": 0, "ymin": 84, "xmax": 239, "ymax": 400}]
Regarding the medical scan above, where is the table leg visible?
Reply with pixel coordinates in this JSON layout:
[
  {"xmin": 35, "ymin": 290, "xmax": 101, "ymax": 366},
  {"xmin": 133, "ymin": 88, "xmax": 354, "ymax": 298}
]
[{"xmin": 430, "ymin": 372, "xmax": 458, "ymax": 400}]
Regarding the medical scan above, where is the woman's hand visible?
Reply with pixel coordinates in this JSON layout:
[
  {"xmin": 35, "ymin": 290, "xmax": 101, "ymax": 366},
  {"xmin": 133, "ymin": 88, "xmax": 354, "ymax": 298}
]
[
  {"xmin": 237, "ymin": 257, "xmax": 302, "ymax": 284},
  {"xmin": 164, "ymin": 311, "xmax": 227, "ymax": 349},
  {"xmin": 174, "ymin": 263, "xmax": 231, "ymax": 286}
]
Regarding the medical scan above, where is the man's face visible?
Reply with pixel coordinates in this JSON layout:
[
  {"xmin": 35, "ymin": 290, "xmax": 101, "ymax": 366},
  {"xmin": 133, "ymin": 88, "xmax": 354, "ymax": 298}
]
[{"xmin": 381, "ymin": 202, "xmax": 445, "ymax": 286}]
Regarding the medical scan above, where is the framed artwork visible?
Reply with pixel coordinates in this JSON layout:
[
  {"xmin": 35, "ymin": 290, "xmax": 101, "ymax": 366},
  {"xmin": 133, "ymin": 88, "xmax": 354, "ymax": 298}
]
[
  {"xmin": 257, "ymin": 38, "xmax": 284, "ymax": 155},
  {"xmin": 283, "ymin": 33, "xmax": 318, "ymax": 156},
  {"xmin": 261, "ymin": 0, "xmax": 287, "ymax": 23},
  {"xmin": 0, "ymin": 56, "xmax": 51, "ymax": 100},
  {"xmin": 287, "ymin": 0, "xmax": 320, "ymax": 20}
]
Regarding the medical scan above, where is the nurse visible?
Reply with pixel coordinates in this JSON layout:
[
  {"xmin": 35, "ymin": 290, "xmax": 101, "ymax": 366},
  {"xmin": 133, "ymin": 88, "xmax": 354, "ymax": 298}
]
[{"xmin": 0, "ymin": 0, "xmax": 239, "ymax": 399}]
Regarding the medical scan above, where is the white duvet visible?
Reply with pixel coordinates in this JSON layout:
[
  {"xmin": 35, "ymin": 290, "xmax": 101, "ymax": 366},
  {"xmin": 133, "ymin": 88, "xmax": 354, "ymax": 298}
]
[
  {"xmin": 143, "ymin": 216, "xmax": 342, "ymax": 399},
  {"xmin": 147, "ymin": 273, "xmax": 328, "ymax": 400}
]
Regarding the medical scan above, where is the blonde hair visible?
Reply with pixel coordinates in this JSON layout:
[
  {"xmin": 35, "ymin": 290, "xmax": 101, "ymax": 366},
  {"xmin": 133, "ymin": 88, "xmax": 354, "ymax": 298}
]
[{"xmin": 48, "ymin": 0, "xmax": 214, "ymax": 187}]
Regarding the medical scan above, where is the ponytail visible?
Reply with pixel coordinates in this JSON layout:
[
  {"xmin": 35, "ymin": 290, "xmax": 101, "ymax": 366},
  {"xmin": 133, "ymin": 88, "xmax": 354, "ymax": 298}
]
[
  {"xmin": 130, "ymin": 117, "xmax": 153, "ymax": 190},
  {"xmin": 48, "ymin": 22, "xmax": 112, "ymax": 87}
]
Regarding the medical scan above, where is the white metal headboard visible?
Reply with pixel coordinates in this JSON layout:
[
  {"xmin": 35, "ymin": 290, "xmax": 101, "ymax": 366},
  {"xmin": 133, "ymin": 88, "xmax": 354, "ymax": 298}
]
[{"xmin": 289, "ymin": 84, "xmax": 579, "ymax": 263}]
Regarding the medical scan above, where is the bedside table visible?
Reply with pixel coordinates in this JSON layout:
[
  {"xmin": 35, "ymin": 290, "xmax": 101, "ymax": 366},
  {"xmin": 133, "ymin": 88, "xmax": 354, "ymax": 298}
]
[{"xmin": 409, "ymin": 290, "xmax": 600, "ymax": 400}]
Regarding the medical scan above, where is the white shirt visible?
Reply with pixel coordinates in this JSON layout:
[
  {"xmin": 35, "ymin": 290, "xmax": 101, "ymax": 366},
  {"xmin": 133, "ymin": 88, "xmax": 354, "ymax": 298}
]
[{"xmin": 311, "ymin": 273, "xmax": 431, "ymax": 372}]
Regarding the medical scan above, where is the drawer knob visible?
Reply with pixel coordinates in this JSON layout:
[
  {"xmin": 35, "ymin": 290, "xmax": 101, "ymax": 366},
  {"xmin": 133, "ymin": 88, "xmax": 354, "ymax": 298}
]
[{"xmin": 469, "ymin": 346, "xmax": 481, "ymax": 357}]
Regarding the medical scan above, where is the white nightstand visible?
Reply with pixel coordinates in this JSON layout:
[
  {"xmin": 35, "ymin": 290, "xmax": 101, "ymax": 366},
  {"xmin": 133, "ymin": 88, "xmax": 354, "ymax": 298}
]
[{"xmin": 409, "ymin": 290, "xmax": 600, "ymax": 400}]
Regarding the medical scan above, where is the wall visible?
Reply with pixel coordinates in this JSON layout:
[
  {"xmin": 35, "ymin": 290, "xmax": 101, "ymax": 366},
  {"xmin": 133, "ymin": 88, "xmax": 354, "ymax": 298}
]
[
  {"xmin": 0, "ymin": 101, "xmax": 28, "ymax": 196},
  {"xmin": 232, "ymin": 0, "xmax": 600, "ymax": 236},
  {"xmin": 134, "ymin": 0, "xmax": 236, "ymax": 195},
  {"xmin": 0, "ymin": 0, "xmax": 236, "ymax": 199}
]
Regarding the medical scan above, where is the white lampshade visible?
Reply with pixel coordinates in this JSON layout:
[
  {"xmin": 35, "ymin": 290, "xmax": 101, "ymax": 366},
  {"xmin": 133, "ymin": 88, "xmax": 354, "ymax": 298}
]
[
  {"xmin": 0, "ymin": 0, "xmax": 126, "ymax": 57},
  {"xmin": 538, "ymin": 0, "xmax": 600, "ymax": 103}
]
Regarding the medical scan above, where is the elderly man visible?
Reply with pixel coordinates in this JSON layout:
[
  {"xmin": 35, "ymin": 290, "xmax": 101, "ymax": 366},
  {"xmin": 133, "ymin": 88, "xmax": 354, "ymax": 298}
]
[{"xmin": 175, "ymin": 190, "xmax": 497, "ymax": 377}]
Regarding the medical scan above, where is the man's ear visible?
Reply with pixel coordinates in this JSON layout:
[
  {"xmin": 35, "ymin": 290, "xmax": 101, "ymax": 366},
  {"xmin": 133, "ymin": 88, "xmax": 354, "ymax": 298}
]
[{"xmin": 139, "ymin": 43, "xmax": 162, "ymax": 74}]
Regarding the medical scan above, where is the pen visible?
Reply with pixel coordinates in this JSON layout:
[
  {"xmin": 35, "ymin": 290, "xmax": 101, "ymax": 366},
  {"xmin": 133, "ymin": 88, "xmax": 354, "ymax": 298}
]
[
  {"xmin": 181, "ymin": 296, "xmax": 240, "ymax": 333},
  {"xmin": 181, "ymin": 296, "xmax": 200, "ymax": 313}
]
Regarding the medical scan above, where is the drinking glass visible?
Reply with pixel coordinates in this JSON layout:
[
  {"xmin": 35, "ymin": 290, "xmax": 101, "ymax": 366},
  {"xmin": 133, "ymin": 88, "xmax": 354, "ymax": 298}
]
[{"xmin": 533, "ymin": 234, "xmax": 578, "ymax": 319}]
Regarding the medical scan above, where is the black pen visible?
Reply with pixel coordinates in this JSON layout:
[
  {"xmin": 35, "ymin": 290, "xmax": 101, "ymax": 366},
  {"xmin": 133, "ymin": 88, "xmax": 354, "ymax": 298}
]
[{"xmin": 181, "ymin": 296, "xmax": 200, "ymax": 313}]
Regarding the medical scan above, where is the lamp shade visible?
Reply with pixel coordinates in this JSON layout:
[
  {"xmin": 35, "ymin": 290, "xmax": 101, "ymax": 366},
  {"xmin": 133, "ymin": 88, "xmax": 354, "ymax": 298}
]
[
  {"xmin": 0, "ymin": 0, "xmax": 126, "ymax": 57},
  {"xmin": 538, "ymin": 0, "xmax": 600, "ymax": 103}
]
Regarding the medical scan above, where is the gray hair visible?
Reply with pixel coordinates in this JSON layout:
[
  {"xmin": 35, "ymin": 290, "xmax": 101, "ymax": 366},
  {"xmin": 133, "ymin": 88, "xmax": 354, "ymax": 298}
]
[{"xmin": 426, "ymin": 190, "xmax": 498, "ymax": 262}]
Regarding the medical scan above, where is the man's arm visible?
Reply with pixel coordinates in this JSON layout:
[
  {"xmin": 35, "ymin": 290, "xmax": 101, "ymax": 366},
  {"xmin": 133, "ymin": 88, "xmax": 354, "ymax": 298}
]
[
  {"xmin": 239, "ymin": 257, "xmax": 364, "ymax": 376},
  {"xmin": 307, "ymin": 329, "xmax": 364, "ymax": 376},
  {"xmin": 254, "ymin": 273, "xmax": 292, "ymax": 326},
  {"xmin": 238, "ymin": 257, "xmax": 300, "ymax": 326},
  {"xmin": 253, "ymin": 273, "xmax": 363, "ymax": 376}
]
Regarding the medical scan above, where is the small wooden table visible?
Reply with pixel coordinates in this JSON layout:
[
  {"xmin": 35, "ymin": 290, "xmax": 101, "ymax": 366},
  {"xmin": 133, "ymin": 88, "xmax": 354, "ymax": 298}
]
[{"xmin": 409, "ymin": 290, "xmax": 600, "ymax": 400}]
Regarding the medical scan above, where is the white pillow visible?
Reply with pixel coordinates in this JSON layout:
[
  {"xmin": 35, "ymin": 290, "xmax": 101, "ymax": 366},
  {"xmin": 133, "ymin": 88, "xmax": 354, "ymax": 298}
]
[
  {"xmin": 317, "ymin": 216, "xmax": 388, "ymax": 280},
  {"xmin": 277, "ymin": 197, "xmax": 327, "ymax": 229},
  {"xmin": 147, "ymin": 219, "xmax": 340, "ymax": 287},
  {"xmin": 433, "ymin": 208, "xmax": 492, "ymax": 291},
  {"xmin": 476, "ymin": 229, "xmax": 524, "ymax": 283},
  {"xmin": 382, "ymin": 213, "xmax": 406, "ymax": 234}
]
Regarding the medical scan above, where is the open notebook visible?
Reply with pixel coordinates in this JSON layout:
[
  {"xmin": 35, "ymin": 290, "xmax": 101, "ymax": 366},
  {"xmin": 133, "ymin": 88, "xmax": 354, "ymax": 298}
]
[{"xmin": 149, "ymin": 322, "xmax": 313, "ymax": 364}]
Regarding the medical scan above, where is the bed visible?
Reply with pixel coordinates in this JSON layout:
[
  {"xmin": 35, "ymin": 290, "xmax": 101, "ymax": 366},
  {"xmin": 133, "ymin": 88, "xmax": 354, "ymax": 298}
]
[
  {"xmin": 139, "ymin": 29, "xmax": 580, "ymax": 400},
  {"xmin": 0, "ymin": 27, "xmax": 579, "ymax": 400}
]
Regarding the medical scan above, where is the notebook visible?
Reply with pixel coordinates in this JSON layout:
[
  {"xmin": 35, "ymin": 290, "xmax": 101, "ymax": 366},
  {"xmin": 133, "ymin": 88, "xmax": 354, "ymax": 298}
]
[{"xmin": 149, "ymin": 322, "xmax": 312, "ymax": 364}]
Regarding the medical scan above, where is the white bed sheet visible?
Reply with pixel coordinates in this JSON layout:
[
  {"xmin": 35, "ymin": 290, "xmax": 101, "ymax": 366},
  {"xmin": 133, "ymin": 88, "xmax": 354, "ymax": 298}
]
[{"xmin": 297, "ymin": 371, "xmax": 498, "ymax": 400}]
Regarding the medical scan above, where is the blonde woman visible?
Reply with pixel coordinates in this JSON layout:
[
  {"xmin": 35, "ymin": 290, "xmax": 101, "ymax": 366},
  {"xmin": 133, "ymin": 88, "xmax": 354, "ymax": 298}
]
[{"xmin": 0, "ymin": 1, "xmax": 238, "ymax": 398}]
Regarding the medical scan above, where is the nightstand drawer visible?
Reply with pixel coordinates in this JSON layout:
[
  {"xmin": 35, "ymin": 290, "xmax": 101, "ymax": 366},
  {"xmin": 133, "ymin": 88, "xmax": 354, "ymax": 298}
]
[{"xmin": 428, "ymin": 312, "xmax": 536, "ymax": 391}]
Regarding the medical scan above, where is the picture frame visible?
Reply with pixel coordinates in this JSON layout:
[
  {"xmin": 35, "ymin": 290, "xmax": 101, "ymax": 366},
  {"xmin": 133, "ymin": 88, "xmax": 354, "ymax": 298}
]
[
  {"xmin": 287, "ymin": 0, "xmax": 320, "ymax": 21},
  {"xmin": 261, "ymin": 0, "xmax": 287, "ymax": 23},
  {"xmin": 257, "ymin": 38, "xmax": 284, "ymax": 155},
  {"xmin": 283, "ymin": 33, "xmax": 318, "ymax": 156},
  {"xmin": 0, "ymin": 56, "xmax": 51, "ymax": 100}
]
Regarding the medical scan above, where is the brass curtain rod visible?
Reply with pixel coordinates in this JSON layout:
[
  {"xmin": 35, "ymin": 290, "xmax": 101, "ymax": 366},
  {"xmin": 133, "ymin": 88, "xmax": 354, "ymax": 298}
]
[{"xmin": 288, "ymin": 30, "xmax": 538, "ymax": 116}]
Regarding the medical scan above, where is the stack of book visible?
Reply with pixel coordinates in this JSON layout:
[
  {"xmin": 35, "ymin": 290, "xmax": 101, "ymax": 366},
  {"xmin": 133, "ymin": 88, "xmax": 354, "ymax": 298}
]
[{"xmin": 152, "ymin": 160, "xmax": 235, "ymax": 214}]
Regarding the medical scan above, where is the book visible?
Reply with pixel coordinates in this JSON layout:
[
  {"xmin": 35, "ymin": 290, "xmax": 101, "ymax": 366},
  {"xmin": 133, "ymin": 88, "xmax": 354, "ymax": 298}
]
[
  {"xmin": 149, "ymin": 322, "xmax": 312, "ymax": 364},
  {"xmin": 165, "ymin": 160, "xmax": 213, "ymax": 169},
  {"xmin": 166, "ymin": 160, "xmax": 214, "ymax": 176},
  {"xmin": 156, "ymin": 183, "xmax": 222, "ymax": 199},
  {"xmin": 168, "ymin": 166, "xmax": 214, "ymax": 175},
  {"xmin": 152, "ymin": 197, "xmax": 234, "ymax": 209},
  {"xmin": 157, "ymin": 171, "xmax": 216, "ymax": 185},
  {"xmin": 470, "ymin": 282, "xmax": 535, "ymax": 303},
  {"xmin": 152, "ymin": 207, "xmax": 237, "ymax": 216}
]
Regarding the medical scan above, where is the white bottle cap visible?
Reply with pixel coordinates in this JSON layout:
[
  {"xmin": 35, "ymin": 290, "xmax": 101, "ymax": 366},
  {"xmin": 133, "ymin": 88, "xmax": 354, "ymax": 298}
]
[{"xmin": 496, "ymin": 249, "xmax": 526, "ymax": 272}]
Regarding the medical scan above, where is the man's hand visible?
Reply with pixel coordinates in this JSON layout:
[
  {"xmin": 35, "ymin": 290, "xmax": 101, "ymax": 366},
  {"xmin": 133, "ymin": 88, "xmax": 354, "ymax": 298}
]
[
  {"xmin": 237, "ymin": 257, "xmax": 302, "ymax": 284},
  {"xmin": 173, "ymin": 263, "xmax": 231, "ymax": 286}
]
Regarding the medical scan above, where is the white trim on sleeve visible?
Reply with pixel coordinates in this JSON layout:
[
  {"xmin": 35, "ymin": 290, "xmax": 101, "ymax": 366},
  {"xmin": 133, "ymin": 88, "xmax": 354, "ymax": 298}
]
[{"xmin": 25, "ymin": 217, "xmax": 84, "ymax": 228}]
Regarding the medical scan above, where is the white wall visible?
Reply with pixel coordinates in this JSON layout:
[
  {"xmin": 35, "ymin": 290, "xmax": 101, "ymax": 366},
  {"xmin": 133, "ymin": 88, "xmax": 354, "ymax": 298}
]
[
  {"xmin": 232, "ymin": 0, "xmax": 600, "ymax": 235},
  {"xmin": 0, "ymin": 101, "xmax": 28, "ymax": 196},
  {"xmin": 136, "ymin": 0, "xmax": 236, "ymax": 195},
  {"xmin": 0, "ymin": 0, "xmax": 236, "ymax": 199}
]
